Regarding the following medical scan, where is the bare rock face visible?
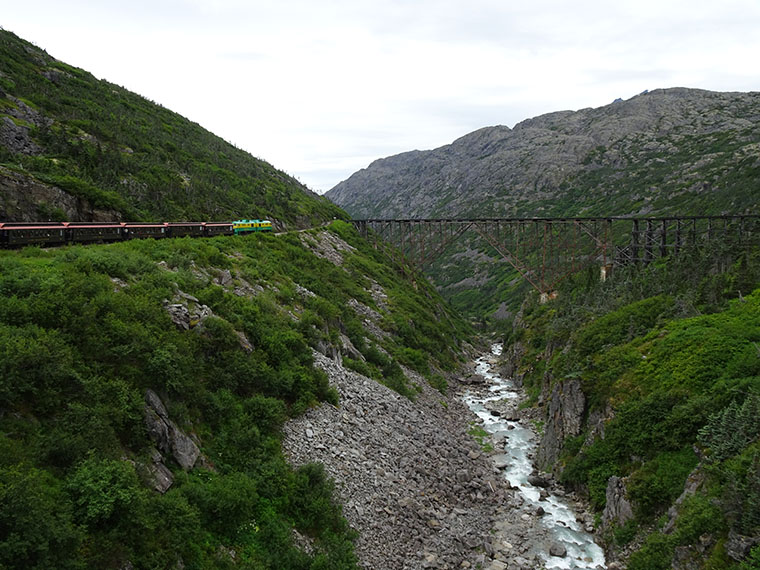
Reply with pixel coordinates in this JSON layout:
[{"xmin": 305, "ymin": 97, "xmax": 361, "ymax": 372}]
[
  {"xmin": 298, "ymin": 231, "xmax": 356, "ymax": 266},
  {"xmin": 602, "ymin": 476, "xmax": 634, "ymax": 529},
  {"xmin": 0, "ymin": 116, "xmax": 41, "ymax": 155},
  {"xmin": 162, "ymin": 290, "xmax": 214, "ymax": 331},
  {"xmin": 725, "ymin": 531, "xmax": 760, "ymax": 562},
  {"xmin": 0, "ymin": 165, "xmax": 122, "ymax": 222},
  {"xmin": 144, "ymin": 389, "xmax": 200, "ymax": 471},
  {"xmin": 139, "ymin": 448, "xmax": 175, "ymax": 494},
  {"xmin": 536, "ymin": 378, "xmax": 585, "ymax": 470}
]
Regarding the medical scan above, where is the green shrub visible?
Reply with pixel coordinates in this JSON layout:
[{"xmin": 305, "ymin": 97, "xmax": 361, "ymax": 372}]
[
  {"xmin": 628, "ymin": 448, "xmax": 699, "ymax": 520},
  {"xmin": 0, "ymin": 464, "xmax": 82, "ymax": 569},
  {"xmin": 627, "ymin": 532, "xmax": 677, "ymax": 570},
  {"xmin": 178, "ymin": 471, "xmax": 259, "ymax": 541},
  {"xmin": 66, "ymin": 455, "xmax": 144, "ymax": 528}
]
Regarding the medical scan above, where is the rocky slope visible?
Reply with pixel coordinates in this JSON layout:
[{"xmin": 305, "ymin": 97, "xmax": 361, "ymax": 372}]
[
  {"xmin": 0, "ymin": 221, "xmax": 477, "ymax": 569},
  {"xmin": 284, "ymin": 350, "xmax": 603, "ymax": 570},
  {"xmin": 327, "ymin": 88, "xmax": 760, "ymax": 219}
]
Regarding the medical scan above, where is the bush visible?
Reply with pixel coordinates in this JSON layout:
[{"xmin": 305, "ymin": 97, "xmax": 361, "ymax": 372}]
[
  {"xmin": 66, "ymin": 455, "xmax": 144, "ymax": 528},
  {"xmin": 0, "ymin": 465, "xmax": 82, "ymax": 569},
  {"xmin": 179, "ymin": 471, "xmax": 259, "ymax": 541},
  {"xmin": 288, "ymin": 463, "xmax": 345, "ymax": 536},
  {"xmin": 627, "ymin": 532, "xmax": 676, "ymax": 570},
  {"xmin": 628, "ymin": 448, "xmax": 699, "ymax": 520},
  {"xmin": 0, "ymin": 323, "xmax": 80, "ymax": 413}
]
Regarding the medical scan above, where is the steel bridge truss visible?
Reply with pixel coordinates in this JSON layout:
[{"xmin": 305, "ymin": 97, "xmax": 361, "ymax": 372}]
[{"xmin": 352, "ymin": 216, "xmax": 760, "ymax": 295}]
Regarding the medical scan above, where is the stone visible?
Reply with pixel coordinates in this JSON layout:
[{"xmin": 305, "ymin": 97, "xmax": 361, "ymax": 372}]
[
  {"xmin": 549, "ymin": 543, "xmax": 567, "ymax": 557},
  {"xmin": 492, "ymin": 455, "xmax": 510, "ymax": 470},
  {"xmin": 215, "ymin": 269, "xmax": 233, "ymax": 287},
  {"xmin": 725, "ymin": 531, "xmax": 760, "ymax": 562},
  {"xmin": 142, "ymin": 448, "xmax": 174, "ymax": 493},
  {"xmin": 527, "ymin": 474, "xmax": 550, "ymax": 488},
  {"xmin": 236, "ymin": 330, "xmax": 254, "ymax": 353},
  {"xmin": 164, "ymin": 301, "xmax": 191, "ymax": 330}
]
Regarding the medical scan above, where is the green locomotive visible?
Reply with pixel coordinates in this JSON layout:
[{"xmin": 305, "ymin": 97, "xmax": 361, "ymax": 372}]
[{"xmin": 232, "ymin": 219, "xmax": 273, "ymax": 234}]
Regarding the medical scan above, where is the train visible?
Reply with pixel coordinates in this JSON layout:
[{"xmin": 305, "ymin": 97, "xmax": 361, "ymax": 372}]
[{"xmin": 0, "ymin": 219, "xmax": 272, "ymax": 248}]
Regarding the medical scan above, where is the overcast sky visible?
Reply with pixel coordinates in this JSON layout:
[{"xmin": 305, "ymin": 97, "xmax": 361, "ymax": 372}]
[{"xmin": 3, "ymin": 1, "xmax": 759, "ymax": 193}]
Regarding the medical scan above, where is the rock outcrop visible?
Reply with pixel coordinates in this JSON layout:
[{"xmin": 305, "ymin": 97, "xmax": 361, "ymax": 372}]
[
  {"xmin": 327, "ymin": 88, "xmax": 760, "ymax": 220},
  {"xmin": 144, "ymin": 389, "xmax": 201, "ymax": 473},
  {"xmin": 536, "ymin": 378, "xmax": 585, "ymax": 471},
  {"xmin": 602, "ymin": 476, "xmax": 635, "ymax": 529},
  {"xmin": 0, "ymin": 165, "xmax": 122, "ymax": 222}
]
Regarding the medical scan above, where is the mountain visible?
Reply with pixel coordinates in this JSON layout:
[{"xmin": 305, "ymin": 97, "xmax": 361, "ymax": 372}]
[
  {"xmin": 327, "ymin": 88, "xmax": 760, "ymax": 219},
  {"xmin": 0, "ymin": 29, "xmax": 344, "ymax": 227},
  {"xmin": 326, "ymin": 88, "xmax": 760, "ymax": 320}
]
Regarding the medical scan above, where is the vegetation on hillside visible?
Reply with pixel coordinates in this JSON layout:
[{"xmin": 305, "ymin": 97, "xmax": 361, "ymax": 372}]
[
  {"xmin": 0, "ymin": 29, "xmax": 344, "ymax": 225},
  {"xmin": 0, "ymin": 222, "xmax": 471, "ymax": 569},
  {"xmin": 503, "ymin": 244, "xmax": 760, "ymax": 567}
]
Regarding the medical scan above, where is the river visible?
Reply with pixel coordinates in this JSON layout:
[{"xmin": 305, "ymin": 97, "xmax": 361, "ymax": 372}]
[{"xmin": 463, "ymin": 344, "xmax": 607, "ymax": 569}]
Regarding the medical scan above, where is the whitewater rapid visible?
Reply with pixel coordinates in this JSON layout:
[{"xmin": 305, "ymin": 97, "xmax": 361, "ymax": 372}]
[{"xmin": 463, "ymin": 344, "xmax": 606, "ymax": 569}]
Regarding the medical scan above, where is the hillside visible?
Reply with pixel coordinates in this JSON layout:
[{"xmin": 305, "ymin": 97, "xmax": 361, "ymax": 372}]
[
  {"xmin": 0, "ymin": 222, "xmax": 487, "ymax": 569},
  {"xmin": 0, "ymin": 29, "xmax": 344, "ymax": 226},
  {"xmin": 327, "ymin": 88, "xmax": 760, "ymax": 219},
  {"xmin": 499, "ymin": 245, "xmax": 760, "ymax": 569}
]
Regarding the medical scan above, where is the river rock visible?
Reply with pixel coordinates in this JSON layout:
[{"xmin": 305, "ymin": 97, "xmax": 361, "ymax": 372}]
[
  {"xmin": 549, "ymin": 543, "xmax": 567, "ymax": 557},
  {"xmin": 527, "ymin": 474, "xmax": 551, "ymax": 488}
]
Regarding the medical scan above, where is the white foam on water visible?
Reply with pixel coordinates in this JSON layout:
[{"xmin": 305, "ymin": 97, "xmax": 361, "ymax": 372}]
[{"xmin": 464, "ymin": 344, "xmax": 606, "ymax": 569}]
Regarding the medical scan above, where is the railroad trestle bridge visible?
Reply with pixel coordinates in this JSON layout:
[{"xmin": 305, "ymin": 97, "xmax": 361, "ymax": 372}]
[{"xmin": 351, "ymin": 216, "xmax": 760, "ymax": 296}]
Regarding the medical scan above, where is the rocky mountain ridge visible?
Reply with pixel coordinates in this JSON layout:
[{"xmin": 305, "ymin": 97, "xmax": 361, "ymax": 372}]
[{"xmin": 327, "ymin": 88, "xmax": 760, "ymax": 219}]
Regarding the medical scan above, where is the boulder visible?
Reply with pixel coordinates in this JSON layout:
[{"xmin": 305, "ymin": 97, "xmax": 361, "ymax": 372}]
[
  {"xmin": 527, "ymin": 475, "xmax": 551, "ymax": 488},
  {"xmin": 549, "ymin": 543, "xmax": 567, "ymax": 557}
]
